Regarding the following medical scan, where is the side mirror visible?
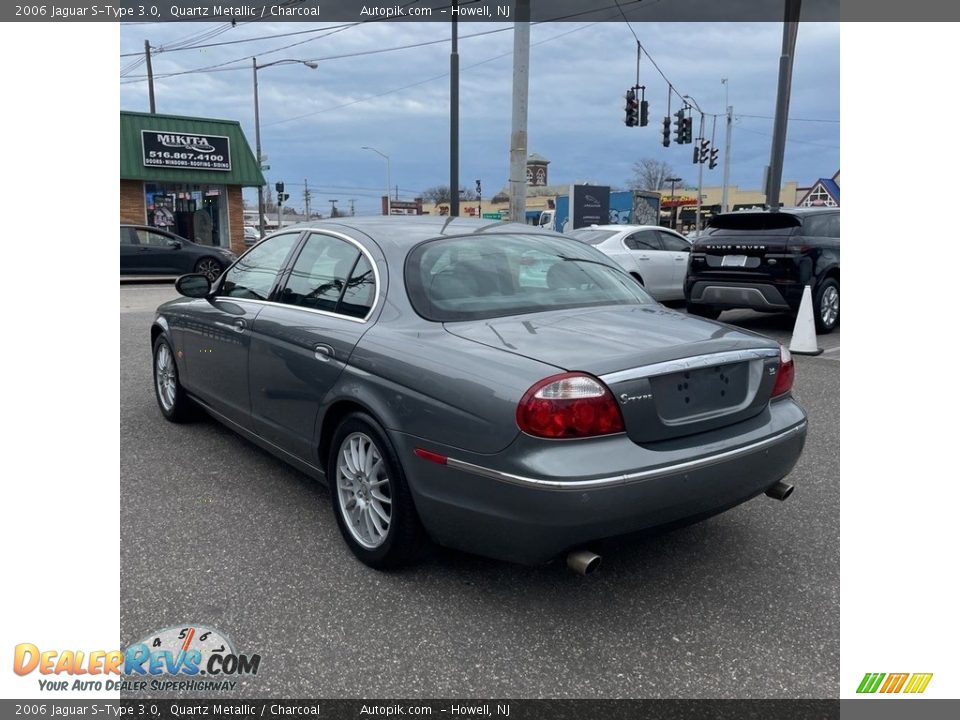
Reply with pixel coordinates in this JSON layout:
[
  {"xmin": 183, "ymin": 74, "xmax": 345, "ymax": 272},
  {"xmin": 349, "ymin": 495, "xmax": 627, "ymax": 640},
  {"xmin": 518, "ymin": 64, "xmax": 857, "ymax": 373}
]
[
  {"xmin": 167, "ymin": 239, "xmax": 182, "ymax": 249},
  {"xmin": 175, "ymin": 273, "xmax": 211, "ymax": 298}
]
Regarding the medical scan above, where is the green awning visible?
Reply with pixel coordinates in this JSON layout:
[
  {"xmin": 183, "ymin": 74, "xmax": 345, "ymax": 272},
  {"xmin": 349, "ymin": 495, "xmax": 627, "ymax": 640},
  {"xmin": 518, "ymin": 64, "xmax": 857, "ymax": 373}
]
[{"xmin": 121, "ymin": 111, "xmax": 265, "ymax": 186}]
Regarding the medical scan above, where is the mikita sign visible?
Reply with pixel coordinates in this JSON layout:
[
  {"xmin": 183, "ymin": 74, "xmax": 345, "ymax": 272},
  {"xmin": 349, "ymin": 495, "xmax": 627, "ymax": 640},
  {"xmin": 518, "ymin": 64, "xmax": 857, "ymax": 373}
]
[{"xmin": 141, "ymin": 130, "xmax": 231, "ymax": 171}]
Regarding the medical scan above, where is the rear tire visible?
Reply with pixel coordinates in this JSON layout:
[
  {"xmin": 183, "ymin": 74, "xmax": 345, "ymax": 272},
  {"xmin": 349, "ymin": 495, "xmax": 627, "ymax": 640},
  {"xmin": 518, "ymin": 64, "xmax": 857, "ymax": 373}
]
[
  {"xmin": 814, "ymin": 278, "xmax": 839, "ymax": 334},
  {"xmin": 686, "ymin": 304, "xmax": 721, "ymax": 320},
  {"xmin": 327, "ymin": 412, "xmax": 427, "ymax": 569}
]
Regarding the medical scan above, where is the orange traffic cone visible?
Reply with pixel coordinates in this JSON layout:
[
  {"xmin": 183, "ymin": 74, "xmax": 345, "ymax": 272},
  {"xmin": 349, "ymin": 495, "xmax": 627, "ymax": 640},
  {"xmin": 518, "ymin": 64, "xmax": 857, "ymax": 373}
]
[{"xmin": 789, "ymin": 285, "xmax": 823, "ymax": 356}]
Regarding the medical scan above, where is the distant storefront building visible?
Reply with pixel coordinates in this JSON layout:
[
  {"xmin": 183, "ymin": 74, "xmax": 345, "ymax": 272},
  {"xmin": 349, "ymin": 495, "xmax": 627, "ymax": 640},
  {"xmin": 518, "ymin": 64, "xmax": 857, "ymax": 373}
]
[{"xmin": 120, "ymin": 111, "xmax": 264, "ymax": 255}]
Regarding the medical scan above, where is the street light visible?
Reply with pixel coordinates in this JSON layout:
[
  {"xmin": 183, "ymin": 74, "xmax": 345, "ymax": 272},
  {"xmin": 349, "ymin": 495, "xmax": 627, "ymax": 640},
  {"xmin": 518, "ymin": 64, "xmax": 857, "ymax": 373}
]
[
  {"xmin": 361, "ymin": 146, "xmax": 392, "ymax": 216},
  {"xmin": 253, "ymin": 57, "xmax": 318, "ymax": 238},
  {"xmin": 665, "ymin": 177, "xmax": 682, "ymax": 230}
]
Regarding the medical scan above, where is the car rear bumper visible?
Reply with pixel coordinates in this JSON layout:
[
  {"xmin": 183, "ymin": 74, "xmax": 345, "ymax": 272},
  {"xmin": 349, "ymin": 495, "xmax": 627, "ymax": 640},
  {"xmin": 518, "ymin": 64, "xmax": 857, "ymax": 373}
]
[
  {"xmin": 686, "ymin": 280, "xmax": 803, "ymax": 312},
  {"xmin": 392, "ymin": 399, "xmax": 807, "ymax": 565}
]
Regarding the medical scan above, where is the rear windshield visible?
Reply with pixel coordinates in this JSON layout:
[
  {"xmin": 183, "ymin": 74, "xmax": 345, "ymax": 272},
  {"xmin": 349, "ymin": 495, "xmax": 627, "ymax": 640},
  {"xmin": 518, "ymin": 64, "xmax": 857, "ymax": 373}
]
[
  {"xmin": 708, "ymin": 213, "xmax": 802, "ymax": 231},
  {"xmin": 405, "ymin": 233, "xmax": 654, "ymax": 322},
  {"xmin": 568, "ymin": 229, "xmax": 617, "ymax": 245}
]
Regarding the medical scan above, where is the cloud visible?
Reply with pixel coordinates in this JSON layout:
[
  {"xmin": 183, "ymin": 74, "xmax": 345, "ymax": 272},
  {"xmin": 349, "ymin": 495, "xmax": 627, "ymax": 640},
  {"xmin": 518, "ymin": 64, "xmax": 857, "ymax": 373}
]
[{"xmin": 121, "ymin": 20, "xmax": 839, "ymax": 214}]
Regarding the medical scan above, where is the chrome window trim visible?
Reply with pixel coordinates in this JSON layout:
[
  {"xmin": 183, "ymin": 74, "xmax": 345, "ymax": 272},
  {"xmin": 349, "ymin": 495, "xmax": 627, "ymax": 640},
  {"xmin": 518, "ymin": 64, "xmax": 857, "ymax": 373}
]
[
  {"xmin": 217, "ymin": 228, "xmax": 382, "ymax": 324},
  {"xmin": 444, "ymin": 421, "xmax": 806, "ymax": 491},
  {"xmin": 600, "ymin": 347, "xmax": 780, "ymax": 385}
]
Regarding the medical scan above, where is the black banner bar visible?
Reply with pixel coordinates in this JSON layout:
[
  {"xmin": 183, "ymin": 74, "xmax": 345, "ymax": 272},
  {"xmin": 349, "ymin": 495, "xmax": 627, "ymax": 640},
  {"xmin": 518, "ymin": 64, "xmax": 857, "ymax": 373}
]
[{"xmin": 0, "ymin": 699, "xmax": 843, "ymax": 720}]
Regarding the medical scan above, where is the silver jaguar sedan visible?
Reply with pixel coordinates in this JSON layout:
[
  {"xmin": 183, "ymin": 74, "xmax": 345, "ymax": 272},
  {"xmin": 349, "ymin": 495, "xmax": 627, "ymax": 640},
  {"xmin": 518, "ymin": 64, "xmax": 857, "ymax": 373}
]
[{"xmin": 151, "ymin": 216, "xmax": 806, "ymax": 572}]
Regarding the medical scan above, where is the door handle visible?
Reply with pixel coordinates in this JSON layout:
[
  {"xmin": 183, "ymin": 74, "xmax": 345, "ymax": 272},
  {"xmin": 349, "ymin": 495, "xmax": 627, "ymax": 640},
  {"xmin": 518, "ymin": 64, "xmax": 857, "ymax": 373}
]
[
  {"xmin": 638, "ymin": 255, "xmax": 650, "ymax": 261},
  {"xmin": 232, "ymin": 319, "xmax": 246, "ymax": 333},
  {"xmin": 315, "ymin": 344, "xmax": 334, "ymax": 362}
]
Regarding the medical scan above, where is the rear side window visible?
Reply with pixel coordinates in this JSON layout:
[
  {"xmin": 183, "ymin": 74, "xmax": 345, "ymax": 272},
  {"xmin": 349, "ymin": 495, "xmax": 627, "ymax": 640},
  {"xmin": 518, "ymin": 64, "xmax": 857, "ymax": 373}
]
[
  {"xmin": 658, "ymin": 231, "xmax": 691, "ymax": 252},
  {"xmin": 277, "ymin": 233, "xmax": 378, "ymax": 319},
  {"xmin": 802, "ymin": 213, "xmax": 840, "ymax": 237},
  {"xmin": 624, "ymin": 230, "xmax": 661, "ymax": 250},
  {"xmin": 405, "ymin": 233, "xmax": 653, "ymax": 322}
]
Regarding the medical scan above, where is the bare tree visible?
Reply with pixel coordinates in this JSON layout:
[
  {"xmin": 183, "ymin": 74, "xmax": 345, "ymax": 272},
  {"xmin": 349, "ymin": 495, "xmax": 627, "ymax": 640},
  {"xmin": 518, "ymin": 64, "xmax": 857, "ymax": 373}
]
[
  {"xmin": 421, "ymin": 185, "xmax": 477, "ymax": 203},
  {"xmin": 628, "ymin": 158, "xmax": 681, "ymax": 192}
]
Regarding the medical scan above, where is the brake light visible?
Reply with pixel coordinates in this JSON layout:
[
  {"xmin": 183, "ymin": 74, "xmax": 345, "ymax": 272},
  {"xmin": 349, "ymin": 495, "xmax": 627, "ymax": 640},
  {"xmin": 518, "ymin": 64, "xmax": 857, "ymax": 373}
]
[
  {"xmin": 517, "ymin": 372, "xmax": 625, "ymax": 439},
  {"xmin": 771, "ymin": 344, "xmax": 795, "ymax": 398}
]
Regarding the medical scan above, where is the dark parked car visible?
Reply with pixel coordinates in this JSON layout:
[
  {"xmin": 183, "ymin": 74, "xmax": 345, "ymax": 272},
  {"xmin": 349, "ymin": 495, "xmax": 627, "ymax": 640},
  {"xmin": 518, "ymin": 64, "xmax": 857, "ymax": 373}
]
[
  {"xmin": 684, "ymin": 208, "xmax": 840, "ymax": 333},
  {"xmin": 151, "ymin": 217, "xmax": 807, "ymax": 571},
  {"xmin": 120, "ymin": 225, "xmax": 237, "ymax": 281}
]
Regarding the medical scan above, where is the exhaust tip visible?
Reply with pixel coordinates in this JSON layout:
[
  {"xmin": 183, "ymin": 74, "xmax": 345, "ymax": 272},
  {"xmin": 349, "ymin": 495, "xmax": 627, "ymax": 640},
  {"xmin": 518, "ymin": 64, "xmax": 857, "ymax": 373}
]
[
  {"xmin": 765, "ymin": 480, "xmax": 795, "ymax": 501},
  {"xmin": 567, "ymin": 550, "xmax": 602, "ymax": 575}
]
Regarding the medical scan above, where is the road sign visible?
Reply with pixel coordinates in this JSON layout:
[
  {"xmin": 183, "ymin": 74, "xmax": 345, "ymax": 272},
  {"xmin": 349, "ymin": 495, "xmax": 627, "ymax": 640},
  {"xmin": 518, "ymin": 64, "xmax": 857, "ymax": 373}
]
[
  {"xmin": 482, "ymin": 212, "xmax": 501, "ymax": 219},
  {"xmin": 260, "ymin": 164, "xmax": 271, "ymax": 171}
]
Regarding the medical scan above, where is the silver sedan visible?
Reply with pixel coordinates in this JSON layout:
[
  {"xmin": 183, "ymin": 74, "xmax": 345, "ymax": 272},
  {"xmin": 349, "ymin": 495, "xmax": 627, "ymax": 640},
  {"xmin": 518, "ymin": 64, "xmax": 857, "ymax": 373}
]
[
  {"xmin": 151, "ymin": 217, "xmax": 805, "ymax": 572},
  {"xmin": 568, "ymin": 224, "xmax": 692, "ymax": 301}
]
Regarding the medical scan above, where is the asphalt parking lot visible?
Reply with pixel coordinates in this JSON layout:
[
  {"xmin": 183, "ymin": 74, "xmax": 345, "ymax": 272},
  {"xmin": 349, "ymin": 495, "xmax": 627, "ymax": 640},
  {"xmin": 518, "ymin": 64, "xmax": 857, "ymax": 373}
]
[{"xmin": 120, "ymin": 284, "xmax": 839, "ymax": 699}]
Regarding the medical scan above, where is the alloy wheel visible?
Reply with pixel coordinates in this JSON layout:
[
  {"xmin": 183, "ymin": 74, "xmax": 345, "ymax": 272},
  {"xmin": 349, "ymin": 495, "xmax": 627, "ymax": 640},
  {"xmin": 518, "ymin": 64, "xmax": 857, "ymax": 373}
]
[
  {"xmin": 336, "ymin": 432, "xmax": 392, "ymax": 549},
  {"xmin": 820, "ymin": 285, "xmax": 839, "ymax": 328},
  {"xmin": 197, "ymin": 259, "xmax": 222, "ymax": 281},
  {"xmin": 155, "ymin": 343, "xmax": 177, "ymax": 412}
]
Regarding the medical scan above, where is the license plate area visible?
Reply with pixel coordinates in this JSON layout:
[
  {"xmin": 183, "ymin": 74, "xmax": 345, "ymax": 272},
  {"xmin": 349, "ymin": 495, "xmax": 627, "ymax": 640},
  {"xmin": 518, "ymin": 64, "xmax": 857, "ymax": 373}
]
[
  {"xmin": 650, "ymin": 361, "xmax": 750, "ymax": 421},
  {"xmin": 721, "ymin": 254, "xmax": 749, "ymax": 268}
]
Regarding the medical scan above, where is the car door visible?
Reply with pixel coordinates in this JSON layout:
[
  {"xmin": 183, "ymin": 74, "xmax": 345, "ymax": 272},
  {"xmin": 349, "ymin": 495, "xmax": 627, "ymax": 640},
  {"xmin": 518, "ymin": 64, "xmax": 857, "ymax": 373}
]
[
  {"xmin": 623, "ymin": 229, "xmax": 672, "ymax": 299},
  {"xmin": 130, "ymin": 228, "xmax": 182, "ymax": 273},
  {"xmin": 179, "ymin": 231, "xmax": 303, "ymax": 427},
  {"xmin": 656, "ymin": 229, "xmax": 693, "ymax": 300},
  {"xmin": 248, "ymin": 231, "xmax": 380, "ymax": 463},
  {"xmin": 119, "ymin": 227, "xmax": 139, "ymax": 273}
]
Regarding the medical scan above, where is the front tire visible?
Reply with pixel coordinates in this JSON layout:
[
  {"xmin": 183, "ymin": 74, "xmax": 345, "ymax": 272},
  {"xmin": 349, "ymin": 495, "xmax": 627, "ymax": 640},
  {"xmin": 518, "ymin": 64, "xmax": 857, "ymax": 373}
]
[
  {"xmin": 328, "ymin": 413, "xmax": 426, "ymax": 569},
  {"xmin": 195, "ymin": 257, "xmax": 224, "ymax": 282},
  {"xmin": 152, "ymin": 335, "xmax": 193, "ymax": 422},
  {"xmin": 814, "ymin": 278, "xmax": 839, "ymax": 334}
]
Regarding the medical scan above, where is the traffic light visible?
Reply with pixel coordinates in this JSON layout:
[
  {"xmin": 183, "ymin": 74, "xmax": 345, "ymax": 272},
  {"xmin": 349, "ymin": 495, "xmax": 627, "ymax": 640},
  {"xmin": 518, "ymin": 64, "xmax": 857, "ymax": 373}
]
[
  {"xmin": 275, "ymin": 181, "xmax": 284, "ymax": 194},
  {"xmin": 709, "ymin": 147, "xmax": 719, "ymax": 169},
  {"xmin": 624, "ymin": 88, "xmax": 639, "ymax": 127},
  {"xmin": 662, "ymin": 116, "xmax": 670, "ymax": 147},
  {"xmin": 673, "ymin": 109, "xmax": 685, "ymax": 144},
  {"xmin": 682, "ymin": 117, "xmax": 694, "ymax": 144},
  {"xmin": 699, "ymin": 139, "xmax": 710, "ymax": 164},
  {"xmin": 692, "ymin": 144, "xmax": 700, "ymax": 164},
  {"xmin": 639, "ymin": 99, "xmax": 649, "ymax": 127},
  {"xmin": 278, "ymin": 192, "xmax": 289, "ymax": 203}
]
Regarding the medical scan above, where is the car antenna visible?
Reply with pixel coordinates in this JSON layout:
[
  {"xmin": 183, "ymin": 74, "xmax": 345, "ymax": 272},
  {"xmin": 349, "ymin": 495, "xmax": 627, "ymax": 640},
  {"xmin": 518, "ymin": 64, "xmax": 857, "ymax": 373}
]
[{"xmin": 440, "ymin": 215, "xmax": 457, "ymax": 235}]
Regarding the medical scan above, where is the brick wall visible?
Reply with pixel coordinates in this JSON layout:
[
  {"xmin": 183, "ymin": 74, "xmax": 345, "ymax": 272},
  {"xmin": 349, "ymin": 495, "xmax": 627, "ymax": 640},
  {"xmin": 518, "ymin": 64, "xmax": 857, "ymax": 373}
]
[
  {"xmin": 227, "ymin": 186, "xmax": 245, "ymax": 255},
  {"xmin": 120, "ymin": 180, "xmax": 145, "ymax": 224}
]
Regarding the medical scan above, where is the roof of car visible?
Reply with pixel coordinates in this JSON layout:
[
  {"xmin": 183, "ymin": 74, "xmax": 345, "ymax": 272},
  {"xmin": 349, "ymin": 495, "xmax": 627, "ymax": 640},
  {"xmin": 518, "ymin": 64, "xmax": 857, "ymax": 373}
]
[
  {"xmin": 574, "ymin": 224, "xmax": 678, "ymax": 232},
  {"xmin": 723, "ymin": 207, "xmax": 838, "ymax": 216},
  {"xmin": 278, "ymin": 215, "xmax": 560, "ymax": 249}
]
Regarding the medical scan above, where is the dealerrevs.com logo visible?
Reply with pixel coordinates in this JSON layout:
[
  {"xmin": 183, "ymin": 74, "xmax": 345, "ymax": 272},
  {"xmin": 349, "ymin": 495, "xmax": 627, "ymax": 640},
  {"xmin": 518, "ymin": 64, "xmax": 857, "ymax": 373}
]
[
  {"xmin": 856, "ymin": 672, "xmax": 933, "ymax": 694},
  {"xmin": 13, "ymin": 625, "xmax": 261, "ymax": 693}
]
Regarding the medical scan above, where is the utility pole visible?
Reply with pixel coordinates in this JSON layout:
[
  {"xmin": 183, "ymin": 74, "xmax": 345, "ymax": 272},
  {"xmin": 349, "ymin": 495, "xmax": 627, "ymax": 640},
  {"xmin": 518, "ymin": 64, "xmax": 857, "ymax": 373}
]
[
  {"xmin": 253, "ymin": 58, "xmax": 265, "ymax": 238},
  {"xmin": 665, "ymin": 177, "xmax": 682, "ymax": 229},
  {"xmin": 303, "ymin": 179, "xmax": 311, "ymax": 217},
  {"xmin": 328, "ymin": 199, "xmax": 338, "ymax": 218},
  {"xmin": 450, "ymin": 1, "xmax": 460, "ymax": 217},
  {"xmin": 144, "ymin": 40, "xmax": 156, "ymax": 113},
  {"xmin": 508, "ymin": 0, "xmax": 531, "ymax": 225},
  {"xmin": 765, "ymin": 0, "xmax": 802, "ymax": 210},
  {"xmin": 696, "ymin": 113, "xmax": 705, "ymax": 231},
  {"xmin": 721, "ymin": 78, "xmax": 733, "ymax": 213},
  {"xmin": 349, "ymin": 199, "xmax": 355, "ymax": 217},
  {"xmin": 476, "ymin": 179, "xmax": 482, "ymax": 218}
]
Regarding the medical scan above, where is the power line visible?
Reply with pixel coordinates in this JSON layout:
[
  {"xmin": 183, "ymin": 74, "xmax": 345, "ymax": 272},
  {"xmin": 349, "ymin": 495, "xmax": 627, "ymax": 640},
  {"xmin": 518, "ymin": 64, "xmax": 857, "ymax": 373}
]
[
  {"xmin": 735, "ymin": 125, "xmax": 839, "ymax": 149},
  {"xmin": 119, "ymin": 23, "xmax": 356, "ymax": 57},
  {"xmin": 120, "ymin": 0, "xmax": 643, "ymax": 84},
  {"xmin": 735, "ymin": 113, "xmax": 840, "ymax": 124}
]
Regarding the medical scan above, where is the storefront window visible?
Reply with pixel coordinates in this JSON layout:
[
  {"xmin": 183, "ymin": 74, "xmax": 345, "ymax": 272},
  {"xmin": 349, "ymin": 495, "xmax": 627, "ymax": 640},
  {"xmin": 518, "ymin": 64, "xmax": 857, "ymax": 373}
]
[{"xmin": 144, "ymin": 183, "xmax": 230, "ymax": 248}]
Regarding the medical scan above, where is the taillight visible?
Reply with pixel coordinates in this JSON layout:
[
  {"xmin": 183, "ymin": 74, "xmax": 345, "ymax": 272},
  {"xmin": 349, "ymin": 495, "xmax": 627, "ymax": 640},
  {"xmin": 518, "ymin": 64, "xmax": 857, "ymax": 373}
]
[
  {"xmin": 517, "ymin": 372, "xmax": 625, "ymax": 439},
  {"xmin": 771, "ymin": 344, "xmax": 795, "ymax": 398}
]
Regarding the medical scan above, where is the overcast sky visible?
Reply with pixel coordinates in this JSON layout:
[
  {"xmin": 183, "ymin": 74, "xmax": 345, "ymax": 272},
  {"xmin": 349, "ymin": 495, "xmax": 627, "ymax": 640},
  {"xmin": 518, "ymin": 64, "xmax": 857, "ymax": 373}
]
[{"xmin": 119, "ymin": 19, "xmax": 839, "ymax": 215}]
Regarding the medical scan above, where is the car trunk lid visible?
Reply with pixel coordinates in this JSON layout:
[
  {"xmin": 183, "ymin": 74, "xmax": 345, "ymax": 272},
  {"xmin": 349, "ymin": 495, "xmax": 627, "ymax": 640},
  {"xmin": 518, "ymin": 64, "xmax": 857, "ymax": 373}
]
[{"xmin": 443, "ymin": 305, "xmax": 782, "ymax": 442}]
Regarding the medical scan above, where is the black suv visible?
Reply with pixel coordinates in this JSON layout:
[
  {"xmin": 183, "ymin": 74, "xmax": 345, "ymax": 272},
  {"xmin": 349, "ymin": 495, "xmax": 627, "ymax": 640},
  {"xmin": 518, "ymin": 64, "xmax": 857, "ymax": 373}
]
[{"xmin": 684, "ymin": 208, "xmax": 840, "ymax": 333}]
